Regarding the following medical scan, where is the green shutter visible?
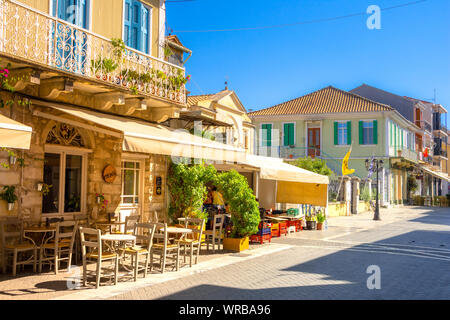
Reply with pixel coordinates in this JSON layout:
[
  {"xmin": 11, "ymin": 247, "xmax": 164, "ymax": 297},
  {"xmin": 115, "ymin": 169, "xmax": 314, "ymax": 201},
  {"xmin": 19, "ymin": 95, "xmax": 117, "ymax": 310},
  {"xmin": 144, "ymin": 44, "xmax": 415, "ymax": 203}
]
[
  {"xmin": 373, "ymin": 120, "xmax": 378, "ymax": 144},
  {"xmin": 390, "ymin": 122, "xmax": 392, "ymax": 146},
  {"xmin": 283, "ymin": 123, "xmax": 288, "ymax": 146},
  {"xmin": 359, "ymin": 121, "xmax": 363, "ymax": 144},
  {"xmin": 334, "ymin": 122, "xmax": 338, "ymax": 145},
  {"xmin": 347, "ymin": 121, "xmax": 352, "ymax": 145},
  {"xmin": 267, "ymin": 124, "xmax": 272, "ymax": 147},
  {"xmin": 289, "ymin": 123, "xmax": 294, "ymax": 145}
]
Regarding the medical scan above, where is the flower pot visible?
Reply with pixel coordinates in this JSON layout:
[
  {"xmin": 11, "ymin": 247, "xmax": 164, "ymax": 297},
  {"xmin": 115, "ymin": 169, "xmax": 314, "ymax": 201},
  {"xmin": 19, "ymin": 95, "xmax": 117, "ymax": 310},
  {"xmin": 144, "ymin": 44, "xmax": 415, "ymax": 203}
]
[
  {"xmin": 316, "ymin": 222, "xmax": 323, "ymax": 230},
  {"xmin": 96, "ymin": 196, "xmax": 102, "ymax": 204},
  {"xmin": 7, "ymin": 202, "xmax": 14, "ymax": 211},
  {"xmin": 37, "ymin": 183, "xmax": 43, "ymax": 192},
  {"xmin": 306, "ymin": 221, "xmax": 316, "ymax": 230},
  {"xmin": 223, "ymin": 237, "xmax": 249, "ymax": 252},
  {"xmin": 9, "ymin": 156, "xmax": 16, "ymax": 165}
]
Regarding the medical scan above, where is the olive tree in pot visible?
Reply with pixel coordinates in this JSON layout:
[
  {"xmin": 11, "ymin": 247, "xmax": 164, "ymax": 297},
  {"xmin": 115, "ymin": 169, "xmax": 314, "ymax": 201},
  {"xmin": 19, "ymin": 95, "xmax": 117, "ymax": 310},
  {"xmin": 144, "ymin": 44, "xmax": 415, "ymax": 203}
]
[
  {"xmin": 215, "ymin": 170, "xmax": 260, "ymax": 252},
  {"xmin": 0, "ymin": 185, "xmax": 18, "ymax": 211}
]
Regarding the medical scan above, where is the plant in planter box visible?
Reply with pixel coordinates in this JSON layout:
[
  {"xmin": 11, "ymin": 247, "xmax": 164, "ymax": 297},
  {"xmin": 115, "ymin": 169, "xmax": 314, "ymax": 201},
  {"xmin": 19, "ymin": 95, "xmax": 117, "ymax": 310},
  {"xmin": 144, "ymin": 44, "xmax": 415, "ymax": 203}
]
[
  {"xmin": 215, "ymin": 170, "xmax": 260, "ymax": 251},
  {"xmin": 305, "ymin": 215, "xmax": 317, "ymax": 230},
  {"xmin": 0, "ymin": 185, "xmax": 18, "ymax": 211},
  {"xmin": 316, "ymin": 212, "xmax": 326, "ymax": 230}
]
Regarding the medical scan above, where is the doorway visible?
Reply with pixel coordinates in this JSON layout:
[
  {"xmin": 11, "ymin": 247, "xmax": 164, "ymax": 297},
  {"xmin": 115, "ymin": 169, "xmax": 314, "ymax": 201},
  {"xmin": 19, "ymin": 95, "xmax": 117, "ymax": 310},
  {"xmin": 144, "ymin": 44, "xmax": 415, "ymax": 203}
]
[{"xmin": 307, "ymin": 127, "xmax": 321, "ymax": 158}]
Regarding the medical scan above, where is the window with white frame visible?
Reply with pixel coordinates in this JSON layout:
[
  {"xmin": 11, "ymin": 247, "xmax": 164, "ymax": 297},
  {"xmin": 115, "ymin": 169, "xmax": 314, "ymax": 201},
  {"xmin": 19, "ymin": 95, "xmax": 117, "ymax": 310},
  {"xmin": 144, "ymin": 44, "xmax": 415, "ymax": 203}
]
[
  {"xmin": 337, "ymin": 122, "xmax": 348, "ymax": 145},
  {"xmin": 121, "ymin": 161, "xmax": 141, "ymax": 205},
  {"xmin": 362, "ymin": 121, "xmax": 374, "ymax": 145},
  {"xmin": 42, "ymin": 152, "xmax": 85, "ymax": 214}
]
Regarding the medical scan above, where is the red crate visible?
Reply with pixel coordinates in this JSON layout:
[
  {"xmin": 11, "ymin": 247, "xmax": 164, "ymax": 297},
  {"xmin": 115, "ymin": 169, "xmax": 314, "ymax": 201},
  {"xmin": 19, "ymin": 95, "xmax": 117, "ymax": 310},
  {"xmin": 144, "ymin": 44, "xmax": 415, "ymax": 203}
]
[
  {"xmin": 250, "ymin": 233, "xmax": 272, "ymax": 244},
  {"xmin": 279, "ymin": 221, "xmax": 287, "ymax": 237}
]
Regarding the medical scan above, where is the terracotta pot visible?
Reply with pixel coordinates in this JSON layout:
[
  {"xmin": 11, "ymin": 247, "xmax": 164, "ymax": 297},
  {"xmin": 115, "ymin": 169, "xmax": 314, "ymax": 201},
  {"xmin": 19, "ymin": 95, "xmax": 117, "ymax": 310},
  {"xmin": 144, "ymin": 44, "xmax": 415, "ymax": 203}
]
[{"xmin": 316, "ymin": 222, "xmax": 323, "ymax": 230}]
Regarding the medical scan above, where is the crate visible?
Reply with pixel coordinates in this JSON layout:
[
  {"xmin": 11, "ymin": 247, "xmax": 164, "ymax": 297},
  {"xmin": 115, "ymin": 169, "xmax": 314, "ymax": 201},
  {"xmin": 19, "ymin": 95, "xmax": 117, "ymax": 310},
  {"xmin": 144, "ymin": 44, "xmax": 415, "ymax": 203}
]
[
  {"xmin": 271, "ymin": 223, "xmax": 280, "ymax": 237},
  {"xmin": 250, "ymin": 233, "xmax": 272, "ymax": 244},
  {"xmin": 279, "ymin": 221, "xmax": 287, "ymax": 237}
]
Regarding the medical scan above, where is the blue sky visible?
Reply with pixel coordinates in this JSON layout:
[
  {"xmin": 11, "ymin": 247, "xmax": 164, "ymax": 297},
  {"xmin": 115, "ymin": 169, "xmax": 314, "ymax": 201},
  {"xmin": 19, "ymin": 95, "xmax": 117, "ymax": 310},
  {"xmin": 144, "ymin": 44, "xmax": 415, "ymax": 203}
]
[{"xmin": 166, "ymin": 0, "xmax": 450, "ymax": 123}]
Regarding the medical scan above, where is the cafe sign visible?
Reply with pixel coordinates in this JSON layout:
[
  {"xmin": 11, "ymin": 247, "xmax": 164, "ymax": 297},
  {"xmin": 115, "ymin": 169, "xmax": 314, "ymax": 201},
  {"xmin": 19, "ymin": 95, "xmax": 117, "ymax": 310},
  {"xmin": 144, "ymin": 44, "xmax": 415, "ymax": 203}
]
[{"xmin": 103, "ymin": 164, "xmax": 117, "ymax": 184}]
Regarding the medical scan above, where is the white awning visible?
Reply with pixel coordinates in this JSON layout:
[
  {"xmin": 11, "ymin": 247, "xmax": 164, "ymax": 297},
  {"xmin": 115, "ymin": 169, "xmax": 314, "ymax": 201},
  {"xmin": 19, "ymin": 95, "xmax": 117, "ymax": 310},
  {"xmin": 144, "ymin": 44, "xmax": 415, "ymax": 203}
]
[
  {"xmin": 243, "ymin": 155, "xmax": 329, "ymax": 185},
  {"xmin": 421, "ymin": 166, "xmax": 449, "ymax": 182},
  {"xmin": 35, "ymin": 104, "xmax": 246, "ymax": 162},
  {"xmin": 0, "ymin": 113, "xmax": 32, "ymax": 150}
]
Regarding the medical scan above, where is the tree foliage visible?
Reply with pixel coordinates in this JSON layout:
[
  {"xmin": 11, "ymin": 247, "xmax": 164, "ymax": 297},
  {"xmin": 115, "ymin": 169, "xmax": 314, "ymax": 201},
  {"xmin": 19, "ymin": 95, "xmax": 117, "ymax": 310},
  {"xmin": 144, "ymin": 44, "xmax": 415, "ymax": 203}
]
[
  {"xmin": 215, "ymin": 170, "xmax": 260, "ymax": 238},
  {"xmin": 167, "ymin": 161, "xmax": 217, "ymax": 221},
  {"xmin": 291, "ymin": 156, "xmax": 334, "ymax": 176}
]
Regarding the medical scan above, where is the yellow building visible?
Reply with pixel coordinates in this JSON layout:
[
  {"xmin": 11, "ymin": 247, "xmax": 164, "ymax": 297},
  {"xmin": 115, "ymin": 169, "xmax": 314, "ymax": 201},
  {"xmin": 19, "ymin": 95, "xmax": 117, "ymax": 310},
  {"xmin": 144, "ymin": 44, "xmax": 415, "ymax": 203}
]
[{"xmin": 0, "ymin": 0, "xmax": 247, "ymax": 223}]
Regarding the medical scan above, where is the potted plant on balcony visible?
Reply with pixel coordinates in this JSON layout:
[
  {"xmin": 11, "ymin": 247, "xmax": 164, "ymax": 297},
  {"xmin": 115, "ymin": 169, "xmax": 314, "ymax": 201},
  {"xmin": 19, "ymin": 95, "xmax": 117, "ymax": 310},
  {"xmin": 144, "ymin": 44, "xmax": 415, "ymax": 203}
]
[
  {"xmin": 216, "ymin": 170, "xmax": 260, "ymax": 252},
  {"xmin": 0, "ymin": 185, "xmax": 18, "ymax": 211}
]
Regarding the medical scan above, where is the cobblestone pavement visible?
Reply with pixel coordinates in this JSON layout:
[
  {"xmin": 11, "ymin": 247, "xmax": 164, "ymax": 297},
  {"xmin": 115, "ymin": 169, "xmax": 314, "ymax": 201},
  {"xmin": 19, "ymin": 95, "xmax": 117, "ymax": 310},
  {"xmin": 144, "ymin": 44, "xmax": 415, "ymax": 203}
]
[
  {"xmin": 108, "ymin": 206, "xmax": 450, "ymax": 300},
  {"xmin": 1, "ymin": 206, "xmax": 448, "ymax": 300}
]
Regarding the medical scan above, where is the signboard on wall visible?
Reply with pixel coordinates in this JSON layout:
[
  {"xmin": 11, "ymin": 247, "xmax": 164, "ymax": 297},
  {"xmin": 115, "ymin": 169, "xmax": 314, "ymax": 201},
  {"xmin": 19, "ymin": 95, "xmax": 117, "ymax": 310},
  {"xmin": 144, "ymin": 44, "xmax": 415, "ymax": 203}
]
[
  {"xmin": 155, "ymin": 176, "xmax": 162, "ymax": 195},
  {"xmin": 102, "ymin": 165, "xmax": 117, "ymax": 184}
]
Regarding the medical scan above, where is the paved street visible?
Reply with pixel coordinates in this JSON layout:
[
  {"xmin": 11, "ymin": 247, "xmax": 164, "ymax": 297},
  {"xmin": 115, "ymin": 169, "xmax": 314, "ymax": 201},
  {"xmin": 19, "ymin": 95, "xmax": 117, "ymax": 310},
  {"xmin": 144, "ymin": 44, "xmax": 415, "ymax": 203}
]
[{"xmin": 109, "ymin": 206, "xmax": 450, "ymax": 300}]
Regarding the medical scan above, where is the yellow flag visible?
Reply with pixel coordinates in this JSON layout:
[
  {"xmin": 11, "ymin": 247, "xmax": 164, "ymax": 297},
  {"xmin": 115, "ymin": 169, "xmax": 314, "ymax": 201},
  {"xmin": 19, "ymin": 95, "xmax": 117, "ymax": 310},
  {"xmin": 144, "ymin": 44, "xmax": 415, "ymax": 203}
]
[{"xmin": 342, "ymin": 146, "xmax": 355, "ymax": 176}]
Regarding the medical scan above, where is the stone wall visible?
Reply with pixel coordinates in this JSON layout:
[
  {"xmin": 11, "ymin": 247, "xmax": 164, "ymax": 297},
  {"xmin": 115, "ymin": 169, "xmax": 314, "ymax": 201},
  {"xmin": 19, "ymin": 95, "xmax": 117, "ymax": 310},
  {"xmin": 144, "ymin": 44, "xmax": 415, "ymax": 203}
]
[{"xmin": 1, "ymin": 93, "xmax": 168, "ymax": 222}]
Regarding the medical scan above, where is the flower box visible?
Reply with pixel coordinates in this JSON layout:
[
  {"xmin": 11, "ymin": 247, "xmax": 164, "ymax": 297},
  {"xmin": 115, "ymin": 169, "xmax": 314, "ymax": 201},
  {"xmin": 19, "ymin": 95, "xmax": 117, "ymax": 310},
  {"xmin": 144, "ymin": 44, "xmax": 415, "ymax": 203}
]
[{"xmin": 223, "ymin": 237, "xmax": 249, "ymax": 252}]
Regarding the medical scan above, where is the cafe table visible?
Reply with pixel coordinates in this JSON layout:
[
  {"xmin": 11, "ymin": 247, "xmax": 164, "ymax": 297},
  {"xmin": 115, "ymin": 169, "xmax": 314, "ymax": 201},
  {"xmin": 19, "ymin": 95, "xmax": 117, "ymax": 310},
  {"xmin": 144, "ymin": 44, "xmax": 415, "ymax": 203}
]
[
  {"xmin": 161, "ymin": 227, "xmax": 193, "ymax": 241},
  {"xmin": 23, "ymin": 225, "xmax": 57, "ymax": 247},
  {"xmin": 95, "ymin": 221, "xmax": 126, "ymax": 234},
  {"xmin": 101, "ymin": 234, "xmax": 136, "ymax": 273}
]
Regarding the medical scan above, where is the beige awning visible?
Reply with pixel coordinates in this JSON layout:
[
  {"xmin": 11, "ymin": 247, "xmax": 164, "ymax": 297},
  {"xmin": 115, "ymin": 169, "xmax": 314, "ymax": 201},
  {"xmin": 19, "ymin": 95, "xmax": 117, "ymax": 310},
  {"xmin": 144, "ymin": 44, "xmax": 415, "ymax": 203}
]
[
  {"xmin": 243, "ymin": 155, "xmax": 329, "ymax": 185},
  {"xmin": 421, "ymin": 166, "xmax": 449, "ymax": 182},
  {"xmin": 38, "ymin": 104, "xmax": 246, "ymax": 162},
  {"xmin": 243, "ymin": 155, "xmax": 329, "ymax": 207},
  {"xmin": 0, "ymin": 113, "xmax": 32, "ymax": 150}
]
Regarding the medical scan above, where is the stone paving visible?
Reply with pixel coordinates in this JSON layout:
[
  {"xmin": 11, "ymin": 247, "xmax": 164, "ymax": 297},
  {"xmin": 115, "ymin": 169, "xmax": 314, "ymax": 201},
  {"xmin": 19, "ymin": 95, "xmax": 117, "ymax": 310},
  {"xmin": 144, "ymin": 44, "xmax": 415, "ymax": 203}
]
[{"xmin": 0, "ymin": 206, "xmax": 448, "ymax": 300}]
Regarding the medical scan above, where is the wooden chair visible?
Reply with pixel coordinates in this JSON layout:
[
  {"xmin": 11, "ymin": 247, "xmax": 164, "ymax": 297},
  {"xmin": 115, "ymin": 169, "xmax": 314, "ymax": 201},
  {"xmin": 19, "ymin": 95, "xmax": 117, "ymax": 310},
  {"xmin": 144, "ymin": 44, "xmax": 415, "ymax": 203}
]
[
  {"xmin": 150, "ymin": 223, "xmax": 180, "ymax": 273},
  {"xmin": 120, "ymin": 223, "xmax": 156, "ymax": 281},
  {"xmin": 204, "ymin": 214, "xmax": 224, "ymax": 253},
  {"xmin": 112, "ymin": 215, "xmax": 140, "ymax": 235},
  {"xmin": 39, "ymin": 221, "xmax": 78, "ymax": 274},
  {"xmin": 79, "ymin": 227, "xmax": 120, "ymax": 289},
  {"xmin": 177, "ymin": 218, "xmax": 205, "ymax": 267},
  {"xmin": 1, "ymin": 220, "xmax": 37, "ymax": 276}
]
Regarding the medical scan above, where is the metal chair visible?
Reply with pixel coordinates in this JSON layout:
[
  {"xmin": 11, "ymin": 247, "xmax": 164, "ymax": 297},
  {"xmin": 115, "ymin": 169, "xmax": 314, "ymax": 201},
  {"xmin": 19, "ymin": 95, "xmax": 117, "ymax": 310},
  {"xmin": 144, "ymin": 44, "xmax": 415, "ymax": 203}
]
[
  {"xmin": 204, "ymin": 214, "xmax": 224, "ymax": 253},
  {"xmin": 150, "ymin": 223, "xmax": 180, "ymax": 273},
  {"xmin": 79, "ymin": 227, "xmax": 120, "ymax": 289},
  {"xmin": 1, "ymin": 220, "xmax": 37, "ymax": 276},
  {"xmin": 120, "ymin": 223, "xmax": 156, "ymax": 281},
  {"xmin": 39, "ymin": 221, "xmax": 78, "ymax": 274}
]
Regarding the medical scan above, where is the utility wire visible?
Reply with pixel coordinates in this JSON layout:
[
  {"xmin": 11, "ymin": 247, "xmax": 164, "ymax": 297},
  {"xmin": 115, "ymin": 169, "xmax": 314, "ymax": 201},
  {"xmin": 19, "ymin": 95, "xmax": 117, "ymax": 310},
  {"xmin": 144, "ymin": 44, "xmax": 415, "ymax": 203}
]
[{"xmin": 173, "ymin": 0, "xmax": 429, "ymax": 33}]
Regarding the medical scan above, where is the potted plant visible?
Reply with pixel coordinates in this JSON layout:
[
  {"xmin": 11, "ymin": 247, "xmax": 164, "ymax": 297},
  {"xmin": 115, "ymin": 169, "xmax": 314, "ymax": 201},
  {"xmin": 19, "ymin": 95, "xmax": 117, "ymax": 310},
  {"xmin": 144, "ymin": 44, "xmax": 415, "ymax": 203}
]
[
  {"xmin": 0, "ymin": 185, "xmax": 18, "ymax": 211},
  {"xmin": 38, "ymin": 183, "xmax": 52, "ymax": 196},
  {"xmin": 316, "ymin": 212, "xmax": 326, "ymax": 230},
  {"xmin": 216, "ymin": 170, "xmax": 260, "ymax": 252},
  {"xmin": 305, "ymin": 215, "xmax": 317, "ymax": 230}
]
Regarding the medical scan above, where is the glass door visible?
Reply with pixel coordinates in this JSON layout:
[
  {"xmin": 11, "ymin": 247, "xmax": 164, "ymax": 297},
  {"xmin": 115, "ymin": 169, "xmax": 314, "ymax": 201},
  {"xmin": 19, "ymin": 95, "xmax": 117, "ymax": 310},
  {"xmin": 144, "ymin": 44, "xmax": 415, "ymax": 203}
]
[
  {"xmin": 308, "ymin": 128, "xmax": 320, "ymax": 158},
  {"xmin": 120, "ymin": 160, "xmax": 143, "ymax": 221}
]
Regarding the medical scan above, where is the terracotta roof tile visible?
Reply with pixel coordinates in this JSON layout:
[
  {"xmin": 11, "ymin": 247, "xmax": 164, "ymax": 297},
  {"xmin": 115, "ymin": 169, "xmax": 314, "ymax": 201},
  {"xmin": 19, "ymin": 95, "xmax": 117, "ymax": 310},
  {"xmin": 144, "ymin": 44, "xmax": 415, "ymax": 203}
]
[{"xmin": 248, "ymin": 86, "xmax": 392, "ymax": 117}]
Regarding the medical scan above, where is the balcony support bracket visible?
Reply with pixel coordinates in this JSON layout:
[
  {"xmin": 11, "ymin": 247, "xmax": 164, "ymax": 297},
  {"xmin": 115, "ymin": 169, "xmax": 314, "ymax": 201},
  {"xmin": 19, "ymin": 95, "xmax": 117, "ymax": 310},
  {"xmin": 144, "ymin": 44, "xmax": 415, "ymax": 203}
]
[
  {"xmin": 94, "ymin": 92, "xmax": 125, "ymax": 111},
  {"xmin": 123, "ymin": 98, "xmax": 147, "ymax": 115},
  {"xmin": 8, "ymin": 68, "xmax": 41, "ymax": 91},
  {"xmin": 39, "ymin": 77, "xmax": 73, "ymax": 99},
  {"xmin": 152, "ymin": 107, "xmax": 180, "ymax": 123}
]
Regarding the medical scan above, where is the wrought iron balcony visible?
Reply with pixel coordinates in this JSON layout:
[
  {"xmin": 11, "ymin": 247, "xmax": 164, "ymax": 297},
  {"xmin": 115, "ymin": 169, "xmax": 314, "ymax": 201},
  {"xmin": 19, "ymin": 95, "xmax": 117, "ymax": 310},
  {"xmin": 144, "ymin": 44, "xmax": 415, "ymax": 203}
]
[
  {"xmin": 415, "ymin": 120, "xmax": 432, "ymax": 133},
  {"xmin": 0, "ymin": 0, "xmax": 187, "ymax": 105},
  {"xmin": 389, "ymin": 146, "xmax": 418, "ymax": 163}
]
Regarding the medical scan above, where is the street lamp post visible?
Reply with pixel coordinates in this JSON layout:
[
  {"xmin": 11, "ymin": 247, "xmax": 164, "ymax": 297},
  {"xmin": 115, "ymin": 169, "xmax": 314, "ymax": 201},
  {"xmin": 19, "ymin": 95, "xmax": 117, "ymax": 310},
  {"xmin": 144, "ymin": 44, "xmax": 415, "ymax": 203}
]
[{"xmin": 365, "ymin": 158, "xmax": 384, "ymax": 221}]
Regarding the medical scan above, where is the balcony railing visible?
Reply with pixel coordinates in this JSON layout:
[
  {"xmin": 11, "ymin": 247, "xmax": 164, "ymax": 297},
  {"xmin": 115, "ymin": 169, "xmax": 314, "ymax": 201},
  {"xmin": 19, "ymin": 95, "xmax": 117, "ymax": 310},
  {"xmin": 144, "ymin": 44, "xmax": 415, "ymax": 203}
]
[
  {"xmin": 433, "ymin": 149, "xmax": 448, "ymax": 158},
  {"xmin": 389, "ymin": 146, "xmax": 418, "ymax": 163},
  {"xmin": 415, "ymin": 120, "xmax": 432, "ymax": 132},
  {"xmin": 0, "ymin": 0, "xmax": 186, "ymax": 105}
]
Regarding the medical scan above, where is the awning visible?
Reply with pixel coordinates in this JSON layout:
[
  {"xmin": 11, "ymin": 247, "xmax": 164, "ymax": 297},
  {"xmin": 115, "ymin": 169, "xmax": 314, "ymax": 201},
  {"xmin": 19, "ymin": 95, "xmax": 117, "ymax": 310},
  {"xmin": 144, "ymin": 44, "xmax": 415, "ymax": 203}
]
[
  {"xmin": 421, "ymin": 166, "xmax": 449, "ymax": 182},
  {"xmin": 34, "ymin": 104, "xmax": 246, "ymax": 162},
  {"xmin": 0, "ymin": 113, "xmax": 32, "ymax": 150},
  {"xmin": 243, "ymin": 155, "xmax": 329, "ymax": 207}
]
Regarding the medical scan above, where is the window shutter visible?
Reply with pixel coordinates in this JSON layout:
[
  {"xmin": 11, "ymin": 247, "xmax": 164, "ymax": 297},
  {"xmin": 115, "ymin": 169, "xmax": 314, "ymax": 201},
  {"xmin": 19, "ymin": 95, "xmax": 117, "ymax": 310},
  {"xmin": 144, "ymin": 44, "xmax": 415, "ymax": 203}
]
[
  {"xmin": 334, "ymin": 122, "xmax": 338, "ymax": 145},
  {"xmin": 289, "ymin": 123, "xmax": 295, "ymax": 145},
  {"xmin": 140, "ymin": 4, "xmax": 149, "ymax": 54},
  {"xmin": 373, "ymin": 120, "xmax": 378, "ymax": 145},
  {"xmin": 359, "ymin": 121, "xmax": 363, "ymax": 144},
  {"xmin": 283, "ymin": 123, "xmax": 289, "ymax": 146},
  {"xmin": 124, "ymin": 0, "xmax": 132, "ymax": 46},
  {"xmin": 347, "ymin": 121, "xmax": 351, "ymax": 145},
  {"xmin": 267, "ymin": 124, "xmax": 272, "ymax": 147}
]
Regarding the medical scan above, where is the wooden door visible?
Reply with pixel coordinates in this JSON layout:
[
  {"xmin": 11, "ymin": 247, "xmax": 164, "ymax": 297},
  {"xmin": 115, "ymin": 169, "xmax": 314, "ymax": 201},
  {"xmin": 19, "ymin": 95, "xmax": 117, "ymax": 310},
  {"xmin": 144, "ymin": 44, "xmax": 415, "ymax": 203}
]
[{"xmin": 308, "ymin": 128, "xmax": 320, "ymax": 158}]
